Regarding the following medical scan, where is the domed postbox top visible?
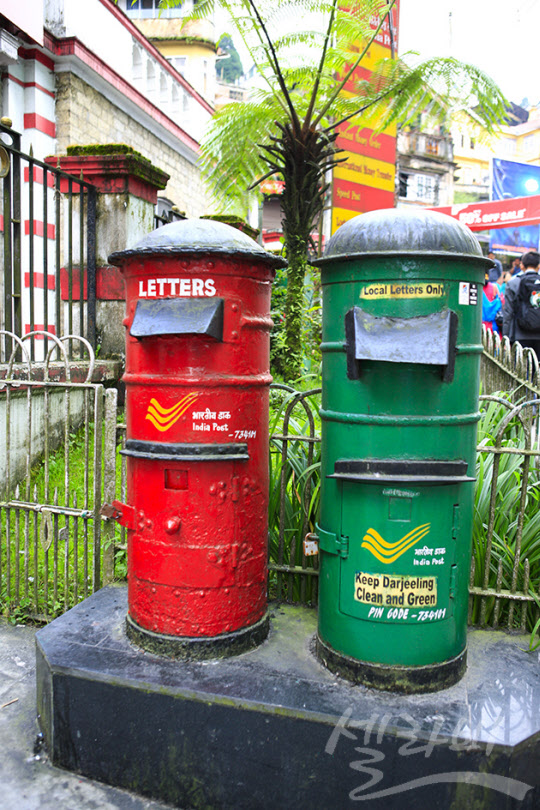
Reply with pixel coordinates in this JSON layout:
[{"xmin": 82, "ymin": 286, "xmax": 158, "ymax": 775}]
[
  {"xmin": 108, "ymin": 218, "xmax": 287, "ymax": 268},
  {"xmin": 315, "ymin": 207, "xmax": 493, "ymax": 266}
]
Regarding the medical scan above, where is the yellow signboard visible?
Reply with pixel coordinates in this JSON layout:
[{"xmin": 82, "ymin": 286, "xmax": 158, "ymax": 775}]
[
  {"xmin": 330, "ymin": 4, "xmax": 399, "ymax": 233},
  {"xmin": 333, "ymin": 151, "xmax": 395, "ymax": 192},
  {"xmin": 354, "ymin": 572, "xmax": 437, "ymax": 608},
  {"xmin": 359, "ymin": 283, "xmax": 445, "ymax": 301},
  {"xmin": 359, "ymin": 41, "xmax": 394, "ymax": 71},
  {"xmin": 332, "ymin": 207, "xmax": 362, "ymax": 232}
]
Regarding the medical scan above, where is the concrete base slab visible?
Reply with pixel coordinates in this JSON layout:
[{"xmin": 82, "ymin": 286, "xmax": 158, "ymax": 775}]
[
  {"xmin": 0, "ymin": 618, "xmax": 171, "ymax": 810},
  {"xmin": 36, "ymin": 586, "xmax": 540, "ymax": 809}
]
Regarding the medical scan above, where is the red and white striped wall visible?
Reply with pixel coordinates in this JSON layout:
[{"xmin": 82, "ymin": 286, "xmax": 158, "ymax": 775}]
[{"xmin": 2, "ymin": 48, "xmax": 58, "ymax": 351}]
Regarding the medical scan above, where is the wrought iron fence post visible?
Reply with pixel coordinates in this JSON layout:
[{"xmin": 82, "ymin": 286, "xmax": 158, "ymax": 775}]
[
  {"xmin": 102, "ymin": 387, "xmax": 118, "ymax": 585},
  {"xmin": 87, "ymin": 185, "xmax": 97, "ymax": 351}
]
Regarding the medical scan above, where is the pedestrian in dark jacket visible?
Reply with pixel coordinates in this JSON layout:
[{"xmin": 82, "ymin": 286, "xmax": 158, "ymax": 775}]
[
  {"xmin": 502, "ymin": 251, "xmax": 540, "ymax": 356},
  {"xmin": 487, "ymin": 252, "xmax": 503, "ymax": 283}
]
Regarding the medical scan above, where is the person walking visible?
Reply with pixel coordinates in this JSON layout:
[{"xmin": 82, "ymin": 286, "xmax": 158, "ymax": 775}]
[
  {"xmin": 511, "ymin": 257, "xmax": 522, "ymax": 276},
  {"xmin": 487, "ymin": 251, "xmax": 503, "ymax": 283},
  {"xmin": 502, "ymin": 251, "xmax": 540, "ymax": 356},
  {"xmin": 482, "ymin": 272, "xmax": 502, "ymax": 333}
]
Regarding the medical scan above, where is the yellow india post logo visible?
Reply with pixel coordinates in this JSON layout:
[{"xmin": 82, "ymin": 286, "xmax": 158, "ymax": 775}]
[
  {"xmin": 145, "ymin": 394, "xmax": 199, "ymax": 432},
  {"xmin": 361, "ymin": 524, "xmax": 431, "ymax": 564}
]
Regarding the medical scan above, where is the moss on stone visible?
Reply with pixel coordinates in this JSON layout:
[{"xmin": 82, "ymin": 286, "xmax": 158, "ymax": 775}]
[
  {"xmin": 66, "ymin": 144, "xmax": 151, "ymax": 164},
  {"xmin": 201, "ymin": 214, "xmax": 259, "ymax": 240},
  {"xmin": 148, "ymin": 35, "xmax": 216, "ymax": 49}
]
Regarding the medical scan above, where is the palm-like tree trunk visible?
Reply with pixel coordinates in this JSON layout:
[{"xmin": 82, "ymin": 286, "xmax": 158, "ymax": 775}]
[{"xmin": 262, "ymin": 123, "xmax": 340, "ymax": 379}]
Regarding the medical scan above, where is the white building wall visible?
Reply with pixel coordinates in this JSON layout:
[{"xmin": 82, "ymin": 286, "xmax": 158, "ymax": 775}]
[{"xmin": 45, "ymin": 0, "xmax": 133, "ymax": 77}]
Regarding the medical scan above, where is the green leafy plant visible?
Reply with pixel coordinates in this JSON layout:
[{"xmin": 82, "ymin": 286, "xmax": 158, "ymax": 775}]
[
  {"xmin": 471, "ymin": 395, "xmax": 540, "ymax": 636},
  {"xmin": 268, "ymin": 386, "xmax": 321, "ymax": 603},
  {"xmin": 270, "ymin": 266, "xmax": 322, "ymax": 380}
]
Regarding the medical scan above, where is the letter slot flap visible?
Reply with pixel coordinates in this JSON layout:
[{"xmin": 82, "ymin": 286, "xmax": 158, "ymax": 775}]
[
  {"xmin": 130, "ymin": 297, "xmax": 224, "ymax": 340},
  {"xmin": 346, "ymin": 308, "xmax": 458, "ymax": 382}
]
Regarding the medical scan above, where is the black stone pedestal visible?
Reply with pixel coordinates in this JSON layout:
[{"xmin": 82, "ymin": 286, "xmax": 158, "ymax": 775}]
[{"xmin": 36, "ymin": 586, "xmax": 540, "ymax": 809}]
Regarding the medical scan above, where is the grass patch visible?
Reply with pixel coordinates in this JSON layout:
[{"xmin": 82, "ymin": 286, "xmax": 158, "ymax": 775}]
[{"xmin": 1, "ymin": 412, "xmax": 125, "ymax": 622}]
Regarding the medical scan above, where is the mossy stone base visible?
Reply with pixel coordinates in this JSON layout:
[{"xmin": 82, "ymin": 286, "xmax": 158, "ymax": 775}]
[
  {"xmin": 125, "ymin": 612, "xmax": 269, "ymax": 660},
  {"xmin": 36, "ymin": 586, "xmax": 540, "ymax": 809},
  {"xmin": 316, "ymin": 635, "xmax": 467, "ymax": 693}
]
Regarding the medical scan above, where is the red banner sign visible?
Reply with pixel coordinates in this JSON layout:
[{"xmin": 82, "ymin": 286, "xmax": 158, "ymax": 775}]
[{"xmin": 430, "ymin": 196, "xmax": 540, "ymax": 232}]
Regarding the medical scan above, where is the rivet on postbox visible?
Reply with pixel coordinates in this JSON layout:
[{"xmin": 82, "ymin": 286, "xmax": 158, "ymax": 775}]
[{"xmin": 165, "ymin": 516, "xmax": 181, "ymax": 535}]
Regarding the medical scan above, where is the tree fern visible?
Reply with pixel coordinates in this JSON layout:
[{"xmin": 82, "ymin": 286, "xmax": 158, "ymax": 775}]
[{"xmin": 160, "ymin": 0, "xmax": 507, "ymax": 379}]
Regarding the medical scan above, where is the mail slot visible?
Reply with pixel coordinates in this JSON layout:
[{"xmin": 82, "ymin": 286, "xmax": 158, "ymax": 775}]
[
  {"xmin": 107, "ymin": 219, "xmax": 286, "ymax": 658},
  {"xmin": 313, "ymin": 207, "xmax": 493, "ymax": 692}
]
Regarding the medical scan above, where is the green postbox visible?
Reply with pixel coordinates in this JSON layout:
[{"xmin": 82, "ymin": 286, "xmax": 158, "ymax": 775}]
[{"xmin": 313, "ymin": 208, "xmax": 493, "ymax": 693}]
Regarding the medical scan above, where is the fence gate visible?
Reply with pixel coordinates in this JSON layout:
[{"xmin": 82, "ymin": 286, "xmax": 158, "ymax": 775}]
[{"xmin": 0, "ymin": 332, "xmax": 118, "ymax": 622}]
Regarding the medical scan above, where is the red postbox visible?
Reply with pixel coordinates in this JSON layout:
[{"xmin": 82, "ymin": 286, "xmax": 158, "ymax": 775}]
[{"xmin": 107, "ymin": 220, "xmax": 286, "ymax": 658}]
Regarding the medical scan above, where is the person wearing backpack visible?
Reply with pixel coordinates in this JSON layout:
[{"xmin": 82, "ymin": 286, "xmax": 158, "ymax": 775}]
[{"xmin": 502, "ymin": 251, "xmax": 540, "ymax": 355}]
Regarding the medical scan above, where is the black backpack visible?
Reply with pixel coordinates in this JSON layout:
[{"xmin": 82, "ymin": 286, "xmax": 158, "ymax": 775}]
[{"xmin": 517, "ymin": 273, "xmax": 540, "ymax": 332}]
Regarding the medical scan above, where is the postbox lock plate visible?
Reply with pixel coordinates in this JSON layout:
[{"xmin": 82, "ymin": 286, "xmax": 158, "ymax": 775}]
[
  {"xmin": 101, "ymin": 500, "xmax": 137, "ymax": 530},
  {"xmin": 130, "ymin": 297, "xmax": 224, "ymax": 340}
]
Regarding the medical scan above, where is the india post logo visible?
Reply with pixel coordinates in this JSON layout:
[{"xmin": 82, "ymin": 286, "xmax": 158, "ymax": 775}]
[
  {"xmin": 361, "ymin": 524, "xmax": 431, "ymax": 564},
  {"xmin": 145, "ymin": 394, "xmax": 199, "ymax": 432}
]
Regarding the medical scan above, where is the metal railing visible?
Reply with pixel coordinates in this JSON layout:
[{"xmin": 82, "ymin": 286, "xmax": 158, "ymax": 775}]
[
  {"xmin": 481, "ymin": 328, "xmax": 540, "ymax": 402},
  {"xmin": 0, "ymin": 332, "xmax": 117, "ymax": 622},
  {"xmin": 475, "ymin": 331, "xmax": 540, "ymax": 631},
  {"xmin": 268, "ymin": 339, "xmax": 540, "ymax": 634},
  {"xmin": 0, "ymin": 122, "xmax": 97, "ymax": 362},
  {"xmin": 469, "ymin": 395, "xmax": 540, "ymax": 632},
  {"xmin": 2, "ymin": 328, "xmax": 540, "ymax": 634},
  {"xmin": 268, "ymin": 384, "xmax": 321, "ymax": 606},
  {"xmin": 154, "ymin": 207, "xmax": 186, "ymax": 229}
]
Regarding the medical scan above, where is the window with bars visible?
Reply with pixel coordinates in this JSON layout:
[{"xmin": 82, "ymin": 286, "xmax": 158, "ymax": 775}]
[
  {"xmin": 399, "ymin": 172, "xmax": 439, "ymax": 205},
  {"xmin": 415, "ymin": 173, "xmax": 439, "ymax": 204}
]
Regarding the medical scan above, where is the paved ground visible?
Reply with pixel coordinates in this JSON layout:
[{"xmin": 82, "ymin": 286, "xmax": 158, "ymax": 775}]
[{"xmin": 0, "ymin": 619, "xmax": 175, "ymax": 810}]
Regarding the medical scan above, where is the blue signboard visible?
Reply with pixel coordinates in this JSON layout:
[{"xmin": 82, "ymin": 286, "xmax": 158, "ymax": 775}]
[{"xmin": 490, "ymin": 158, "xmax": 540, "ymax": 254}]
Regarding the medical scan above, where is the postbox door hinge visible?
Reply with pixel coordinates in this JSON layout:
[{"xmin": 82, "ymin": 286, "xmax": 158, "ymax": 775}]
[
  {"xmin": 452, "ymin": 504, "xmax": 460, "ymax": 540},
  {"xmin": 449, "ymin": 564, "xmax": 457, "ymax": 598},
  {"xmin": 338, "ymin": 534, "xmax": 349, "ymax": 558},
  {"xmin": 316, "ymin": 524, "xmax": 349, "ymax": 558}
]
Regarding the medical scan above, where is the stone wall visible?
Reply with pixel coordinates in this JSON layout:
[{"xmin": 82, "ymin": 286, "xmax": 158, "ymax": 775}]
[{"xmin": 55, "ymin": 72, "xmax": 212, "ymax": 219}]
